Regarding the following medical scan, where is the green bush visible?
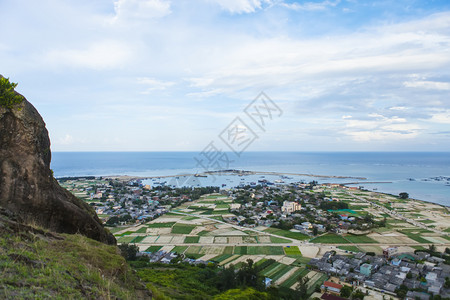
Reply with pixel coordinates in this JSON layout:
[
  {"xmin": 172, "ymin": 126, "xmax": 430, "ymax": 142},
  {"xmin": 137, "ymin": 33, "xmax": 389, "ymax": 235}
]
[{"xmin": 0, "ymin": 77, "xmax": 24, "ymax": 109}]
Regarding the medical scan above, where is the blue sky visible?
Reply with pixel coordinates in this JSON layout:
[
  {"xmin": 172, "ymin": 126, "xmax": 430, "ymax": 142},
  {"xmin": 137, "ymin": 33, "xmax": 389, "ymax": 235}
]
[{"xmin": 1, "ymin": 0, "xmax": 450, "ymax": 151}]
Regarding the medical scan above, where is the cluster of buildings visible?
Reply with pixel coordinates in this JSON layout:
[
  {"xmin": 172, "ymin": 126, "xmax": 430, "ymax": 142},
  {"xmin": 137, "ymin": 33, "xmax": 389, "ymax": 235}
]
[
  {"xmin": 59, "ymin": 178, "xmax": 190, "ymax": 224},
  {"xmin": 226, "ymin": 183, "xmax": 379, "ymax": 234},
  {"xmin": 310, "ymin": 249, "xmax": 450, "ymax": 299}
]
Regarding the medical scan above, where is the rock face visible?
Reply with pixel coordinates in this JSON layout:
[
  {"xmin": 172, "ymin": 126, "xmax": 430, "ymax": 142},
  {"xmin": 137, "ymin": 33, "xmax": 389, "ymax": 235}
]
[{"xmin": 0, "ymin": 83, "xmax": 115, "ymax": 245}]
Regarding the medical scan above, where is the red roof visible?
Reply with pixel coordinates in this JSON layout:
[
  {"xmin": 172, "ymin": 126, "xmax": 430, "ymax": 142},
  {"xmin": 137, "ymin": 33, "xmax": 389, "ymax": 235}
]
[{"xmin": 323, "ymin": 281, "xmax": 343, "ymax": 289}]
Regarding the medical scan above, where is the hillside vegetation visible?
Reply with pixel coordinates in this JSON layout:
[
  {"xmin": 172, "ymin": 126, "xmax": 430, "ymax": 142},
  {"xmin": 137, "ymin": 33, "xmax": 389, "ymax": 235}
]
[{"xmin": 0, "ymin": 209, "xmax": 148, "ymax": 299}]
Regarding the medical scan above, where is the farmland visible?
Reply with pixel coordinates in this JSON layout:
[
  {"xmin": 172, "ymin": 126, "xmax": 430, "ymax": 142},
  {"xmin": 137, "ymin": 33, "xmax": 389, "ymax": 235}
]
[{"xmin": 112, "ymin": 188, "xmax": 450, "ymax": 294}]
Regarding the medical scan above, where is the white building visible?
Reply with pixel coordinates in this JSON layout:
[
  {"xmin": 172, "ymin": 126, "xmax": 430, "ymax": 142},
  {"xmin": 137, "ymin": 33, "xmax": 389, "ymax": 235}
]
[{"xmin": 281, "ymin": 201, "xmax": 301, "ymax": 214}]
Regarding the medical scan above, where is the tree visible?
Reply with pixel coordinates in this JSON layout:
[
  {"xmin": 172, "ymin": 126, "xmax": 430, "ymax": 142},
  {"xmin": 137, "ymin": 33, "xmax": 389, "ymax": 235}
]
[
  {"xmin": 296, "ymin": 276, "xmax": 310, "ymax": 299},
  {"xmin": 118, "ymin": 243, "xmax": 139, "ymax": 261},
  {"xmin": 313, "ymin": 227, "xmax": 318, "ymax": 236},
  {"xmin": 399, "ymin": 192, "xmax": 409, "ymax": 199},
  {"xmin": 0, "ymin": 76, "xmax": 24, "ymax": 109},
  {"xmin": 105, "ymin": 216, "xmax": 119, "ymax": 226},
  {"xmin": 429, "ymin": 244, "xmax": 436, "ymax": 253},
  {"xmin": 340, "ymin": 285, "xmax": 353, "ymax": 298},
  {"xmin": 351, "ymin": 289, "xmax": 365, "ymax": 300}
]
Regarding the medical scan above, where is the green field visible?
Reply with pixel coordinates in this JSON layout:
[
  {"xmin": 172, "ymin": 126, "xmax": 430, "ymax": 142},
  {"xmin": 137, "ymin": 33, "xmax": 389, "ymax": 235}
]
[
  {"xmin": 284, "ymin": 246, "xmax": 302, "ymax": 256},
  {"xmin": 234, "ymin": 246, "xmax": 248, "ymax": 255},
  {"xmin": 131, "ymin": 236, "xmax": 146, "ymax": 243},
  {"xmin": 310, "ymin": 233, "xmax": 348, "ymax": 244},
  {"xmin": 171, "ymin": 246, "xmax": 189, "ymax": 254},
  {"xmin": 280, "ymin": 268, "xmax": 307, "ymax": 288},
  {"xmin": 419, "ymin": 220, "xmax": 435, "ymax": 224},
  {"xmin": 345, "ymin": 235, "xmax": 378, "ymax": 244},
  {"xmin": 147, "ymin": 222, "xmax": 176, "ymax": 228},
  {"xmin": 135, "ymin": 227, "xmax": 148, "ymax": 233},
  {"xmin": 338, "ymin": 246, "xmax": 360, "ymax": 252},
  {"xmin": 182, "ymin": 216, "xmax": 199, "ymax": 221},
  {"xmin": 271, "ymin": 265, "xmax": 295, "ymax": 282},
  {"xmin": 211, "ymin": 254, "xmax": 233, "ymax": 263},
  {"xmin": 399, "ymin": 230, "xmax": 433, "ymax": 243},
  {"xmin": 264, "ymin": 228, "xmax": 309, "ymax": 241},
  {"xmin": 185, "ymin": 246, "xmax": 202, "ymax": 254},
  {"xmin": 172, "ymin": 224, "xmax": 197, "ymax": 234},
  {"xmin": 307, "ymin": 273, "xmax": 328, "ymax": 295},
  {"xmin": 106, "ymin": 227, "xmax": 124, "ymax": 234},
  {"xmin": 247, "ymin": 246, "xmax": 285, "ymax": 255},
  {"xmin": 197, "ymin": 230, "xmax": 210, "ymax": 236},
  {"xmin": 145, "ymin": 245, "xmax": 163, "ymax": 253},
  {"xmin": 117, "ymin": 236, "xmax": 136, "ymax": 243},
  {"xmin": 184, "ymin": 236, "xmax": 200, "ymax": 243},
  {"xmin": 261, "ymin": 262, "xmax": 282, "ymax": 277},
  {"xmin": 270, "ymin": 236, "xmax": 292, "ymax": 243},
  {"xmin": 265, "ymin": 264, "xmax": 291, "ymax": 279},
  {"xmin": 223, "ymin": 246, "xmax": 234, "ymax": 254}
]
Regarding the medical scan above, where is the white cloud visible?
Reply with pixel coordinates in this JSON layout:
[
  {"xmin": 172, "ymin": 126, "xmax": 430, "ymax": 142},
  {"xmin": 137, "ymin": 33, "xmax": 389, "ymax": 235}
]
[
  {"xmin": 137, "ymin": 77, "xmax": 175, "ymax": 93},
  {"xmin": 403, "ymin": 80, "xmax": 450, "ymax": 90},
  {"xmin": 282, "ymin": 0, "xmax": 340, "ymax": 11},
  {"xmin": 45, "ymin": 40, "xmax": 132, "ymax": 70},
  {"xmin": 429, "ymin": 110, "xmax": 450, "ymax": 124},
  {"xmin": 342, "ymin": 114, "xmax": 420, "ymax": 141},
  {"xmin": 209, "ymin": 0, "xmax": 268, "ymax": 14},
  {"xmin": 113, "ymin": 0, "xmax": 171, "ymax": 21}
]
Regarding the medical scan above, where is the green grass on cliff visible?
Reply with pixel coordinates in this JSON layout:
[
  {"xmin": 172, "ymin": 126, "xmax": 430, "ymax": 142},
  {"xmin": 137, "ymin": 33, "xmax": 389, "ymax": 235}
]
[{"xmin": 0, "ymin": 219, "xmax": 145, "ymax": 299}]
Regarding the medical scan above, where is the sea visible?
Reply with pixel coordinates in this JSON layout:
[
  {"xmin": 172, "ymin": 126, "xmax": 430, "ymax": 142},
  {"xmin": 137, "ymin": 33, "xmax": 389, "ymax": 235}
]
[{"xmin": 51, "ymin": 152, "xmax": 450, "ymax": 207}]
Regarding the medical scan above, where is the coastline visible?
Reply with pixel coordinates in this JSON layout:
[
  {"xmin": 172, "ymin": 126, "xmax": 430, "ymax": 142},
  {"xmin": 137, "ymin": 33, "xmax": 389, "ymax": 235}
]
[{"xmin": 56, "ymin": 169, "xmax": 450, "ymax": 209}]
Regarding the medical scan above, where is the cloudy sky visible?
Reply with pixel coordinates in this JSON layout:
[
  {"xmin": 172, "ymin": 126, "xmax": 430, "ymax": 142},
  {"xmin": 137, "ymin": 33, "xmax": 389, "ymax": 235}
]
[{"xmin": 1, "ymin": 0, "xmax": 450, "ymax": 151}]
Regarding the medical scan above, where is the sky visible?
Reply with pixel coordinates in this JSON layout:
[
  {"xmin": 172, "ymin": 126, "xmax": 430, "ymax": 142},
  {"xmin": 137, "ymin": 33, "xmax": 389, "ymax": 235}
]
[{"xmin": 1, "ymin": 0, "xmax": 450, "ymax": 152}]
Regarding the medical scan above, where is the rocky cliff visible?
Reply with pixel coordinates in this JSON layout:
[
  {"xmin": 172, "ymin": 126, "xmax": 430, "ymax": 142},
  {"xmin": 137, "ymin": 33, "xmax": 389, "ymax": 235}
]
[{"xmin": 0, "ymin": 78, "xmax": 115, "ymax": 245}]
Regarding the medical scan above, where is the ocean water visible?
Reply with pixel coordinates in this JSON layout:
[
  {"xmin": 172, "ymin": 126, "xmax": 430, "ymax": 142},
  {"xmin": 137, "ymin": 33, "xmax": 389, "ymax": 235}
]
[{"xmin": 51, "ymin": 152, "xmax": 450, "ymax": 206}]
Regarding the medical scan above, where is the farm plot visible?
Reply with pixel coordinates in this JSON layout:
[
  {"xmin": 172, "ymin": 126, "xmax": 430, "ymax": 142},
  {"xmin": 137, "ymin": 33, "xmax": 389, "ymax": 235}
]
[
  {"xmin": 185, "ymin": 246, "xmax": 202, "ymax": 254},
  {"xmin": 171, "ymin": 246, "xmax": 188, "ymax": 254},
  {"xmin": 214, "ymin": 237, "xmax": 228, "ymax": 244},
  {"xmin": 271, "ymin": 265, "xmax": 295, "ymax": 283},
  {"xmin": 279, "ymin": 256, "xmax": 297, "ymax": 265},
  {"xmin": 274, "ymin": 266, "xmax": 299, "ymax": 286},
  {"xmin": 219, "ymin": 255, "xmax": 240, "ymax": 266},
  {"xmin": 423, "ymin": 236, "xmax": 449, "ymax": 244},
  {"xmin": 141, "ymin": 236, "xmax": 159, "ymax": 243},
  {"xmin": 368, "ymin": 232, "xmax": 417, "ymax": 244},
  {"xmin": 345, "ymin": 235, "xmax": 378, "ymax": 244},
  {"xmin": 170, "ymin": 236, "xmax": 186, "ymax": 244},
  {"xmin": 160, "ymin": 245, "xmax": 175, "ymax": 252},
  {"xmin": 199, "ymin": 236, "xmax": 215, "ymax": 244},
  {"xmin": 258, "ymin": 236, "xmax": 271, "ymax": 243},
  {"xmin": 242, "ymin": 236, "xmax": 257, "ymax": 243},
  {"xmin": 311, "ymin": 233, "xmax": 348, "ymax": 244},
  {"xmin": 147, "ymin": 222, "xmax": 176, "ymax": 228},
  {"xmin": 117, "ymin": 236, "xmax": 136, "ymax": 243},
  {"xmin": 131, "ymin": 236, "xmax": 146, "ymax": 243},
  {"xmin": 228, "ymin": 237, "xmax": 243, "ymax": 244},
  {"xmin": 307, "ymin": 273, "xmax": 328, "ymax": 295},
  {"xmin": 145, "ymin": 246, "xmax": 163, "ymax": 253},
  {"xmin": 280, "ymin": 268, "xmax": 308, "ymax": 288},
  {"xmin": 155, "ymin": 236, "xmax": 173, "ymax": 244},
  {"xmin": 171, "ymin": 224, "xmax": 197, "ymax": 234},
  {"xmin": 338, "ymin": 246, "xmax": 360, "ymax": 252},
  {"xmin": 247, "ymin": 246, "xmax": 285, "ymax": 255},
  {"xmin": 146, "ymin": 228, "xmax": 172, "ymax": 235},
  {"xmin": 264, "ymin": 228, "xmax": 309, "ymax": 241},
  {"xmin": 211, "ymin": 254, "xmax": 233, "ymax": 263},
  {"xmin": 199, "ymin": 246, "xmax": 226, "ymax": 255},
  {"xmin": 284, "ymin": 246, "xmax": 302, "ymax": 256},
  {"xmin": 184, "ymin": 236, "xmax": 200, "ymax": 243}
]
